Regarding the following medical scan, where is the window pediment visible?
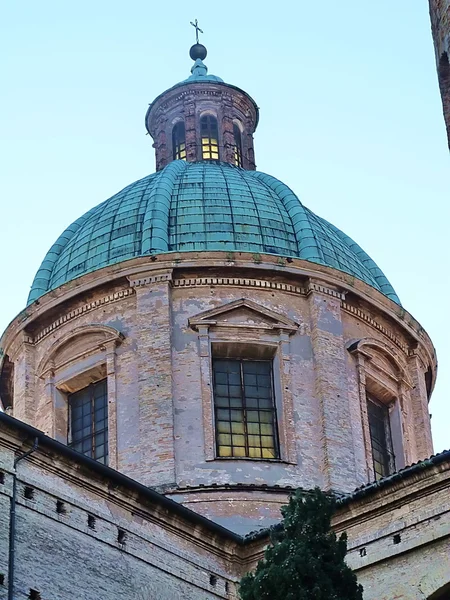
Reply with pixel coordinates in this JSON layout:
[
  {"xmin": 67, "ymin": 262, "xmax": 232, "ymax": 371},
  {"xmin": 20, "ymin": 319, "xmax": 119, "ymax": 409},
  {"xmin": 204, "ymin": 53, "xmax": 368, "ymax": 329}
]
[
  {"xmin": 37, "ymin": 324, "xmax": 124, "ymax": 377},
  {"xmin": 189, "ymin": 298, "xmax": 299, "ymax": 335}
]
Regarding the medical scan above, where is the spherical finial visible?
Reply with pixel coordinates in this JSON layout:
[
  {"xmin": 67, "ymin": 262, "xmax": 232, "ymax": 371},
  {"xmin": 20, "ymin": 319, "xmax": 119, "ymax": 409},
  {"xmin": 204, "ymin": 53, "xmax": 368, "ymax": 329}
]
[{"xmin": 190, "ymin": 43, "xmax": 207, "ymax": 61}]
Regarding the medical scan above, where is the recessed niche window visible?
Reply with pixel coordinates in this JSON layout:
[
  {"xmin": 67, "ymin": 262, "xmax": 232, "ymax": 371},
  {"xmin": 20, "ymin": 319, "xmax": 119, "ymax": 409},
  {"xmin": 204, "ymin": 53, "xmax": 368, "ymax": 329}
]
[
  {"xmin": 68, "ymin": 379, "xmax": 108, "ymax": 464},
  {"xmin": 213, "ymin": 358, "xmax": 279, "ymax": 459},
  {"xmin": 172, "ymin": 121, "xmax": 186, "ymax": 160},
  {"xmin": 233, "ymin": 123, "xmax": 243, "ymax": 167},
  {"xmin": 200, "ymin": 114, "xmax": 219, "ymax": 160},
  {"xmin": 367, "ymin": 396, "xmax": 395, "ymax": 480}
]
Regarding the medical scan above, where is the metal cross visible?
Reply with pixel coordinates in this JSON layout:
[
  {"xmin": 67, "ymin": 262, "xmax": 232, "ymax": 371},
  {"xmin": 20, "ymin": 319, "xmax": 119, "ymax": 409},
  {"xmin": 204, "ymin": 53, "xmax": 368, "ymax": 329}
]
[{"xmin": 190, "ymin": 19, "xmax": 203, "ymax": 44}]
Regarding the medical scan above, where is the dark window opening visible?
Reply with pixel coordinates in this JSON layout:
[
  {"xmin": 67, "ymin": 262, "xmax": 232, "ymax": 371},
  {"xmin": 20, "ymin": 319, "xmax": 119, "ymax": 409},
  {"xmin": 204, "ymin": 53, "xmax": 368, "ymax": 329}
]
[
  {"xmin": 0, "ymin": 574, "xmax": 4, "ymax": 586},
  {"xmin": 213, "ymin": 359, "xmax": 279, "ymax": 459},
  {"xmin": 0, "ymin": 472, "xmax": 4, "ymax": 485},
  {"xmin": 200, "ymin": 114, "xmax": 219, "ymax": 160},
  {"xmin": 439, "ymin": 51, "xmax": 450, "ymax": 82},
  {"xmin": 87, "ymin": 514, "xmax": 96, "ymax": 530},
  {"xmin": 209, "ymin": 575, "xmax": 217, "ymax": 587},
  {"xmin": 233, "ymin": 123, "xmax": 243, "ymax": 167},
  {"xmin": 425, "ymin": 366, "xmax": 433, "ymax": 400},
  {"xmin": 359, "ymin": 547, "xmax": 367, "ymax": 557},
  {"xmin": 118, "ymin": 529, "xmax": 127, "ymax": 545},
  {"xmin": 56, "ymin": 500, "xmax": 66, "ymax": 514},
  {"xmin": 0, "ymin": 354, "xmax": 14, "ymax": 410},
  {"xmin": 29, "ymin": 590, "xmax": 41, "ymax": 600},
  {"xmin": 24, "ymin": 486, "xmax": 34, "ymax": 500},
  {"xmin": 69, "ymin": 379, "xmax": 108, "ymax": 464},
  {"xmin": 367, "ymin": 396, "xmax": 395, "ymax": 480},
  {"xmin": 393, "ymin": 534, "xmax": 401, "ymax": 544},
  {"xmin": 172, "ymin": 121, "xmax": 186, "ymax": 160}
]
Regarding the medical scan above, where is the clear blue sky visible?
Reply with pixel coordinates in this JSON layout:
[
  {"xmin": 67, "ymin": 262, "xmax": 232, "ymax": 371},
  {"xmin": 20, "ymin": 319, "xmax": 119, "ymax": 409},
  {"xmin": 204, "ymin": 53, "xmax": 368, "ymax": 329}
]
[{"xmin": 1, "ymin": 1, "xmax": 449, "ymax": 452}]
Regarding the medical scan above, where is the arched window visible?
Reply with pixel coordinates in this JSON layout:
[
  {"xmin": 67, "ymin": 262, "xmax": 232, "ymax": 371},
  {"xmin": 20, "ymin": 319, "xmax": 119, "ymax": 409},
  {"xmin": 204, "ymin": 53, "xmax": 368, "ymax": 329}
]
[
  {"xmin": 233, "ymin": 123, "xmax": 243, "ymax": 167},
  {"xmin": 172, "ymin": 121, "xmax": 186, "ymax": 160},
  {"xmin": 200, "ymin": 114, "xmax": 219, "ymax": 160}
]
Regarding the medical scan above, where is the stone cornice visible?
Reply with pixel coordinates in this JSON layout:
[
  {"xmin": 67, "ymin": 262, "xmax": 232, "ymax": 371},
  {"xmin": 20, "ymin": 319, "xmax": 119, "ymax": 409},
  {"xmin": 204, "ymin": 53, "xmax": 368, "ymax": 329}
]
[{"xmin": 33, "ymin": 288, "xmax": 134, "ymax": 345}]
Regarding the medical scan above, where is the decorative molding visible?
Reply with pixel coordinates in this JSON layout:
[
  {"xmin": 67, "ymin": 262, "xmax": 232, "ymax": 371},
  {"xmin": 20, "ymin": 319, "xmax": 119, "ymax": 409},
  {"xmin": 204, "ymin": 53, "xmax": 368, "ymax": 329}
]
[
  {"xmin": 127, "ymin": 269, "xmax": 173, "ymax": 288},
  {"xmin": 342, "ymin": 302, "xmax": 409, "ymax": 354},
  {"xmin": 37, "ymin": 324, "xmax": 124, "ymax": 377},
  {"xmin": 173, "ymin": 276, "xmax": 306, "ymax": 296},
  {"xmin": 307, "ymin": 281, "xmax": 346, "ymax": 300},
  {"xmin": 34, "ymin": 288, "xmax": 134, "ymax": 344},
  {"xmin": 189, "ymin": 298, "xmax": 300, "ymax": 335}
]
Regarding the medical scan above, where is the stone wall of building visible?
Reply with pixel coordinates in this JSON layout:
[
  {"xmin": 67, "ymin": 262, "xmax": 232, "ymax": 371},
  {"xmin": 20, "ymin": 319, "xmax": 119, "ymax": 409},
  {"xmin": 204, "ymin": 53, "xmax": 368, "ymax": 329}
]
[
  {"xmin": 0, "ymin": 253, "xmax": 437, "ymax": 533},
  {"xmin": 430, "ymin": 0, "xmax": 450, "ymax": 148},
  {"xmin": 1, "ymin": 414, "xmax": 449, "ymax": 600},
  {"xmin": 0, "ymin": 419, "xmax": 242, "ymax": 600}
]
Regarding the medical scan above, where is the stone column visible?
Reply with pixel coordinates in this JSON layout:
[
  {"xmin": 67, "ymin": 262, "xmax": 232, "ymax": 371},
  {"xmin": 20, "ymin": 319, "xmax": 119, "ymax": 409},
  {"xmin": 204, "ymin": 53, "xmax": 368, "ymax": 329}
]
[
  {"xmin": 130, "ymin": 270, "xmax": 175, "ymax": 487},
  {"xmin": 307, "ymin": 281, "xmax": 357, "ymax": 492}
]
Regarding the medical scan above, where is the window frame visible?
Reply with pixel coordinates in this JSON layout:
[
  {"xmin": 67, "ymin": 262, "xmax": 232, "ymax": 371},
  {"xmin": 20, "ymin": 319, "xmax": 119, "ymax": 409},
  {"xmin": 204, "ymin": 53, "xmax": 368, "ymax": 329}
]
[
  {"xmin": 233, "ymin": 122, "xmax": 243, "ymax": 167},
  {"xmin": 172, "ymin": 121, "xmax": 187, "ymax": 161},
  {"xmin": 68, "ymin": 378, "xmax": 109, "ymax": 465},
  {"xmin": 366, "ymin": 395, "xmax": 395, "ymax": 480},
  {"xmin": 212, "ymin": 357, "xmax": 280, "ymax": 460},
  {"xmin": 200, "ymin": 114, "xmax": 219, "ymax": 160}
]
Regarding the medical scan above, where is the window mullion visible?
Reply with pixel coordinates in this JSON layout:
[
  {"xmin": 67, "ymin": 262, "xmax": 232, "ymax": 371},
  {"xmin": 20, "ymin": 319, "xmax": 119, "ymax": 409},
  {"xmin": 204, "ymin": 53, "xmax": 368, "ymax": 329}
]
[
  {"xmin": 240, "ymin": 361, "xmax": 249, "ymax": 458},
  {"xmin": 90, "ymin": 384, "xmax": 95, "ymax": 457}
]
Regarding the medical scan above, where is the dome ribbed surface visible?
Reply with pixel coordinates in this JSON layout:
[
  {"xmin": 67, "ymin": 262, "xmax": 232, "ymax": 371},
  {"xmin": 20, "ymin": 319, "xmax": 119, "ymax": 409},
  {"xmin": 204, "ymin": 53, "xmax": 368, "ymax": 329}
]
[{"xmin": 28, "ymin": 161, "xmax": 400, "ymax": 304}]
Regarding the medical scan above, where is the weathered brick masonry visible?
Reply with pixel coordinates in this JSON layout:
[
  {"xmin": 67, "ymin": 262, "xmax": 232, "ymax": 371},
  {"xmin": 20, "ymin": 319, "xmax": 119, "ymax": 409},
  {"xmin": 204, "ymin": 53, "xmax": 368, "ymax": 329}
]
[
  {"xmin": 0, "ymin": 253, "xmax": 436, "ymax": 534},
  {"xmin": 430, "ymin": 0, "xmax": 450, "ymax": 148},
  {"xmin": 1, "ymin": 414, "xmax": 449, "ymax": 600}
]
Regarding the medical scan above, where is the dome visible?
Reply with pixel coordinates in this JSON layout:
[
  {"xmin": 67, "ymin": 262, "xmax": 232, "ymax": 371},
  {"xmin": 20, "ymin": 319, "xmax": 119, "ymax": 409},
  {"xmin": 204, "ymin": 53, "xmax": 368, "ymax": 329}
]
[{"xmin": 28, "ymin": 161, "xmax": 400, "ymax": 305}]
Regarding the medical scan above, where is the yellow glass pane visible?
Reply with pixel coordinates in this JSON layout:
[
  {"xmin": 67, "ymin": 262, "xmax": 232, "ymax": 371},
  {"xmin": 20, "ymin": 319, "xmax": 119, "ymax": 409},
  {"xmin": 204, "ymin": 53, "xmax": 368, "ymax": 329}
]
[
  {"xmin": 219, "ymin": 446, "xmax": 232, "ymax": 457},
  {"xmin": 248, "ymin": 435, "xmax": 261, "ymax": 446},
  {"xmin": 231, "ymin": 422, "xmax": 245, "ymax": 434},
  {"xmin": 218, "ymin": 433, "xmax": 231, "ymax": 445},
  {"xmin": 233, "ymin": 447, "xmax": 246, "ymax": 457},
  {"xmin": 249, "ymin": 447, "xmax": 262, "ymax": 458},
  {"xmin": 211, "ymin": 152, "xmax": 219, "ymax": 159},
  {"xmin": 262, "ymin": 448, "xmax": 276, "ymax": 459},
  {"xmin": 232, "ymin": 434, "xmax": 245, "ymax": 447},
  {"xmin": 218, "ymin": 421, "xmax": 231, "ymax": 433},
  {"xmin": 202, "ymin": 151, "xmax": 211, "ymax": 159},
  {"xmin": 261, "ymin": 436, "xmax": 274, "ymax": 448},
  {"xmin": 247, "ymin": 423, "xmax": 260, "ymax": 434},
  {"xmin": 260, "ymin": 423, "xmax": 273, "ymax": 435}
]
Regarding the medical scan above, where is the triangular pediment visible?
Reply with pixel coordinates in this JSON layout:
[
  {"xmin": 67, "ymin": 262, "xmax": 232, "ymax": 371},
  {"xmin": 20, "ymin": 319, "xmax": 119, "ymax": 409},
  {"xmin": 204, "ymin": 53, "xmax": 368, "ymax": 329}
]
[{"xmin": 189, "ymin": 298, "xmax": 299, "ymax": 334}]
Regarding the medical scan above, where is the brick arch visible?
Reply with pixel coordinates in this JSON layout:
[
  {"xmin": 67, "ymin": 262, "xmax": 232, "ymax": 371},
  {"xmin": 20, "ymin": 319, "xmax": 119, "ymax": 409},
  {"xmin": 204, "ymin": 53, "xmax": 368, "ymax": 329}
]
[
  {"xmin": 37, "ymin": 324, "xmax": 124, "ymax": 377},
  {"xmin": 347, "ymin": 336, "xmax": 410, "ymax": 385}
]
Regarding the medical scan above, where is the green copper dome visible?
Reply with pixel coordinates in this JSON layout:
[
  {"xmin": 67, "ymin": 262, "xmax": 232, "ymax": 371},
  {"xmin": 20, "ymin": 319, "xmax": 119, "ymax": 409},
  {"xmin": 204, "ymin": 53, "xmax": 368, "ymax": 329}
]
[{"xmin": 28, "ymin": 161, "xmax": 400, "ymax": 305}]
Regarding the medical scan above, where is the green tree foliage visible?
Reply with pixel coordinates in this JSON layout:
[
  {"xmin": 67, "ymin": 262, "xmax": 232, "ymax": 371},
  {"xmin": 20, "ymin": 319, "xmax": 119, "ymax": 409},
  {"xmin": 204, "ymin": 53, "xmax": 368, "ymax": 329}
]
[{"xmin": 239, "ymin": 488, "xmax": 363, "ymax": 600}]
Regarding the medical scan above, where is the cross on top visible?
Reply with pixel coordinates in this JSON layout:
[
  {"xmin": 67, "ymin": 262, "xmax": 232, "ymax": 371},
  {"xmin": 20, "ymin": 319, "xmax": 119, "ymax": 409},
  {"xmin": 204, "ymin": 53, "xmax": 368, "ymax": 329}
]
[{"xmin": 190, "ymin": 19, "xmax": 203, "ymax": 44}]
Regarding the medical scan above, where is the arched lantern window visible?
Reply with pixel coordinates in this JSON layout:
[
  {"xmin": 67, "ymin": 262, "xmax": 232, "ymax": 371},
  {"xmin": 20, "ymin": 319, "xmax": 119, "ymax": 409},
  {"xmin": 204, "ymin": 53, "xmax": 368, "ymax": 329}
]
[
  {"xmin": 172, "ymin": 121, "xmax": 186, "ymax": 160},
  {"xmin": 200, "ymin": 114, "xmax": 219, "ymax": 160},
  {"xmin": 233, "ymin": 123, "xmax": 243, "ymax": 167}
]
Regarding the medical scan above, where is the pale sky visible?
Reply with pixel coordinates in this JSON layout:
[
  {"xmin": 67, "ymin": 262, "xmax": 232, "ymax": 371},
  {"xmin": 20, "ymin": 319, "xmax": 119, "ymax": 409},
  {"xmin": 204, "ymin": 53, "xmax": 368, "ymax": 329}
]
[{"xmin": 1, "ymin": 1, "xmax": 449, "ymax": 452}]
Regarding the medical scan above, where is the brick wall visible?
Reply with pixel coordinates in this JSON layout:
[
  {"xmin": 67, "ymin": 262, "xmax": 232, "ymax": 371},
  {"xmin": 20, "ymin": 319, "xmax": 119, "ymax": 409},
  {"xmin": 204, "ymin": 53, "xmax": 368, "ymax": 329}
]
[{"xmin": 430, "ymin": 0, "xmax": 450, "ymax": 148}]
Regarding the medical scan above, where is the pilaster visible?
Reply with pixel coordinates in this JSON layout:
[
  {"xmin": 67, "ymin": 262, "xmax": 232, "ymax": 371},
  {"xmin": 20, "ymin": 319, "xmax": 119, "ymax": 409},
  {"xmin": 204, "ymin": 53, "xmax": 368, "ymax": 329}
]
[
  {"xmin": 408, "ymin": 352, "xmax": 434, "ymax": 459},
  {"xmin": 307, "ymin": 280, "xmax": 357, "ymax": 492},
  {"xmin": 129, "ymin": 270, "xmax": 175, "ymax": 486}
]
